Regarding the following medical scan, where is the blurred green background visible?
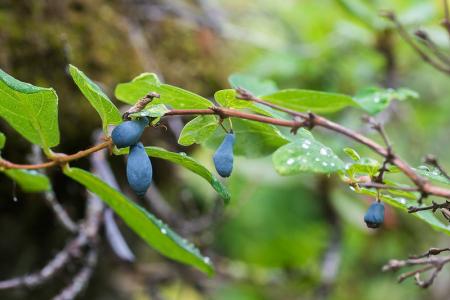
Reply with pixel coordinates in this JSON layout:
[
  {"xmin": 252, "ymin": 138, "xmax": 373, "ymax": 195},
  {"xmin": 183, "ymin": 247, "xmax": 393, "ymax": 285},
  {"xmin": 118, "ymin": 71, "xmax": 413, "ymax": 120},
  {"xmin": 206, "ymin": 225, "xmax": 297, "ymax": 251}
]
[{"xmin": 1, "ymin": 0, "xmax": 450, "ymax": 299}]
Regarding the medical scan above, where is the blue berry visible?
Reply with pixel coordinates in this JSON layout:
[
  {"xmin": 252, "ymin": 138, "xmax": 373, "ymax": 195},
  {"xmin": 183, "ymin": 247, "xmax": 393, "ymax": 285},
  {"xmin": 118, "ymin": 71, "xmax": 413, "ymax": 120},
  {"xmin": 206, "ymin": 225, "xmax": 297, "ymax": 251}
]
[
  {"xmin": 213, "ymin": 132, "xmax": 235, "ymax": 177},
  {"xmin": 111, "ymin": 118, "xmax": 149, "ymax": 148},
  {"xmin": 364, "ymin": 202, "xmax": 385, "ymax": 228},
  {"xmin": 127, "ymin": 142, "xmax": 152, "ymax": 197}
]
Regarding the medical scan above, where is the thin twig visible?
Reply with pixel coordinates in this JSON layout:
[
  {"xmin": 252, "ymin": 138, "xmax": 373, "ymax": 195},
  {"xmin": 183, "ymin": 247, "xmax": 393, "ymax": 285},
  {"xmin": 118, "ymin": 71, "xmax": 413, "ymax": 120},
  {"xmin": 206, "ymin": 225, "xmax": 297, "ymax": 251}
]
[
  {"xmin": 52, "ymin": 247, "xmax": 98, "ymax": 300},
  {"xmin": 383, "ymin": 253, "xmax": 450, "ymax": 288},
  {"xmin": 382, "ymin": 11, "xmax": 450, "ymax": 74},
  {"xmin": 409, "ymin": 247, "xmax": 450, "ymax": 259},
  {"xmin": 0, "ymin": 140, "xmax": 113, "ymax": 170},
  {"xmin": 442, "ymin": 0, "xmax": 450, "ymax": 38},
  {"xmin": 424, "ymin": 154, "xmax": 450, "ymax": 181},
  {"xmin": 415, "ymin": 30, "xmax": 450, "ymax": 65},
  {"xmin": 31, "ymin": 145, "xmax": 78, "ymax": 233},
  {"xmin": 0, "ymin": 234, "xmax": 87, "ymax": 290},
  {"xmin": 407, "ymin": 200, "xmax": 450, "ymax": 213},
  {"xmin": 357, "ymin": 182, "xmax": 419, "ymax": 192}
]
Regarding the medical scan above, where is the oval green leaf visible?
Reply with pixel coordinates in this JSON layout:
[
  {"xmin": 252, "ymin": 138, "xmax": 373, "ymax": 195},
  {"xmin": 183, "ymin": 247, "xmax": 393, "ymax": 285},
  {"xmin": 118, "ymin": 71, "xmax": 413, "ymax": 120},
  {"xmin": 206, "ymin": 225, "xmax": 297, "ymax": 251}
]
[
  {"xmin": 3, "ymin": 169, "xmax": 51, "ymax": 192},
  {"xmin": 205, "ymin": 119, "xmax": 289, "ymax": 158},
  {"xmin": 63, "ymin": 167, "xmax": 214, "ymax": 275},
  {"xmin": 272, "ymin": 138, "xmax": 344, "ymax": 175},
  {"xmin": 69, "ymin": 65, "xmax": 122, "ymax": 132},
  {"xmin": 0, "ymin": 68, "xmax": 60, "ymax": 150},
  {"xmin": 178, "ymin": 115, "xmax": 218, "ymax": 146},
  {"xmin": 115, "ymin": 73, "xmax": 212, "ymax": 108},
  {"xmin": 262, "ymin": 89, "xmax": 357, "ymax": 113}
]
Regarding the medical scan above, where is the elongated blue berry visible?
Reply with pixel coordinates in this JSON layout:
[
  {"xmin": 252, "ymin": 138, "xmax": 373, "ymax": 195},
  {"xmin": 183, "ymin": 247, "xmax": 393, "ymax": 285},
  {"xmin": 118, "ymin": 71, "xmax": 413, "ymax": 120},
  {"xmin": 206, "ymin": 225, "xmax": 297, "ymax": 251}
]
[
  {"xmin": 213, "ymin": 132, "xmax": 235, "ymax": 177},
  {"xmin": 111, "ymin": 118, "xmax": 149, "ymax": 148},
  {"xmin": 364, "ymin": 202, "xmax": 385, "ymax": 228},
  {"xmin": 127, "ymin": 143, "xmax": 152, "ymax": 197}
]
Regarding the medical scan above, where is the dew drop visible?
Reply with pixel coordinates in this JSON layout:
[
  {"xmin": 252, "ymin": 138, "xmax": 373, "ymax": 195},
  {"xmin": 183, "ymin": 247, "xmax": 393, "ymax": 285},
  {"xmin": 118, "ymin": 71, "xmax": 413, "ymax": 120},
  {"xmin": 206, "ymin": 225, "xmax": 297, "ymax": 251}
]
[
  {"xmin": 301, "ymin": 158, "xmax": 307, "ymax": 163},
  {"xmin": 160, "ymin": 228, "xmax": 167, "ymax": 234},
  {"xmin": 322, "ymin": 162, "xmax": 328, "ymax": 167},
  {"xmin": 302, "ymin": 143, "xmax": 310, "ymax": 149},
  {"xmin": 320, "ymin": 148, "xmax": 328, "ymax": 156},
  {"xmin": 315, "ymin": 158, "xmax": 320, "ymax": 162},
  {"xmin": 204, "ymin": 257, "xmax": 211, "ymax": 264},
  {"xmin": 287, "ymin": 158, "xmax": 295, "ymax": 165}
]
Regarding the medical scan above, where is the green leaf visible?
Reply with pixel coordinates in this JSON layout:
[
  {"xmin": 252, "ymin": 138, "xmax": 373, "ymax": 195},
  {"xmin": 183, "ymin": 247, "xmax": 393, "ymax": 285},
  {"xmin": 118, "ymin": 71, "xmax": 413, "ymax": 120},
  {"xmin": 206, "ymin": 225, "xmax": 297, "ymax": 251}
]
[
  {"xmin": 116, "ymin": 146, "xmax": 230, "ymax": 203},
  {"xmin": 205, "ymin": 119, "xmax": 289, "ymax": 158},
  {"xmin": 214, "ymin": 89, "xmax": 284, "ymax": 118},
  {"xmin": 353, "ymin": 87, "xmax": 419, "ymax": 115},
  {"xmin": 0, "ymin": 68, "xmax": 60, "ymax": 150},
  {"xmin": 262, "ymin": 89, "xmax": 357, "ymax": 113},
  {"xmin": 115, "ymin": 73, "xmax": 212, "ymax": 108},
  {"xmin": 69, "ymin": 65, "xmax": 122, "ymax": 132},
  {"xmin": 129, "ymin": 104, "xmax": 169, "ymax": 118},
  {"xmin": 178, "ymin": 115, "xmax": 218, "ymax": 146},
  {"xmin": 3, "ymin": 169, "xmax": 50, "ymax": 192},
  {"xmin": 272, "ymin": 138, "xmax": 344, "ymax": 175},
  {"xmin": 0, "ymin": 132, "xmax": 5, "ymax": 150},
  {"xmin": 414, "ymin": 167, "xmax": 450, "ymax": 185},
  {"xmin": 346, "ymin": 157, "xmax": 380, "ymax": 178},
  {"xmin": 343, "ymin": 147, "xmax": 361, "ymax": 161},
  {"xmin": 63, "ymin": 167, "xmax": 214, "ymax": 274},
  {"xmin": 228, "ymin": 73, "xmax": 278, "ymax": 96}
]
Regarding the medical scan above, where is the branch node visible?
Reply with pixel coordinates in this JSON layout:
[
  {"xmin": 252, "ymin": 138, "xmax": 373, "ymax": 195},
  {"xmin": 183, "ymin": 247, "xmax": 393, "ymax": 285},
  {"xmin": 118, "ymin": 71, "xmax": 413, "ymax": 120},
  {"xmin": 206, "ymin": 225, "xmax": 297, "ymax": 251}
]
[{"xmin": 123, "ymin": 92, "xmax": 160, "ymax": 120}]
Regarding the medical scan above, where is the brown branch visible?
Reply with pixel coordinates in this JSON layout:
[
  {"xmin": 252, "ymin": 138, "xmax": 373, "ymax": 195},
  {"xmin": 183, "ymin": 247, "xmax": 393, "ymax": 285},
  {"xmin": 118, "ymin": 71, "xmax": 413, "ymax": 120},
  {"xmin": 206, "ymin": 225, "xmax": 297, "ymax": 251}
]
[
  {"xmin": 0, "ymin": 140, "xmax": 112, "ymax": 170},
  {"xmin": 123, "ymin": 92, "xmax": 160, "ymax": 119},
  {"xmin": 382, "ymin": 11, "xmax": 450, "ymax": 74},
  {"xmin": 410, "ymin": 247, "xmax": 450, "ymax": 259},
  {"xmin": 31, "ymin": 145, "xmax": 78, "ymax": 233},
  {"xmin": 424, "ymin": 154, "xmax": 450, "ymax": 181},
  {"xmin": 415, "ymin": 30, "xmax": 450, "ymax": 65},
  {"xmin": 357, "ymin": 182, "xmax": 419, "ymax": 192},
  {"xmin": 0, "ymin": 234, "xmax": 87, "ymax": 290},
  {"xmin": 407, "ymin": 200, "xmax": 450, "ymax": 213},
  {"xmin": 52, "ymin": 247, "xmax": 98, "ymax": 300},
  {"xmin": 383, "ymin": 252, "xmax": 450, "ymax": 288},
  {"xmin": 442, "ymin": 0, "xmax": 450, "ymax": 38},
  {"xmin": 0, "ymin": 100, "xmax": 448, "ymax": 201}
]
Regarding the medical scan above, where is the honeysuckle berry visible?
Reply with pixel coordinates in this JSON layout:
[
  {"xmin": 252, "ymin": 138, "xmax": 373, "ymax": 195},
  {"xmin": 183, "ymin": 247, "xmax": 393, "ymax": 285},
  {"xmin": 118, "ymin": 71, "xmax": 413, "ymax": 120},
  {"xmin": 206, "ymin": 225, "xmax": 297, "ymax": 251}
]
[
  {"xmin": 213, "ymin": 132, "xmax": 235, "ymax": 177},
  {"xmin": 127, "ymin": 142, "xmax": 152, "ymax": 197},
  {"xmin": 111, "ymin": 117, "xmax": 149, "ymax": 148},
  {"xmin": 364, "ymin": 202, "xmax": 385, "ymax": 228}
]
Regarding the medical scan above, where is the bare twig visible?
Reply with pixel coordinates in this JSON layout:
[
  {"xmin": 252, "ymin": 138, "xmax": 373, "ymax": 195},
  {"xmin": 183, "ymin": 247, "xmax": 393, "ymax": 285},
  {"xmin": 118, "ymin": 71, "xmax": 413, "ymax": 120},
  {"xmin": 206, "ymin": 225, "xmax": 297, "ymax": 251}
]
[
  {"xmin": 30, "ymin": 145, "xmax": 78, "ymax": 233},
  {"xmin": 409, "ymin": 247, "xmax": 450, "ymax": 259},
  {"xmin": 90, "ymin": 130, "xmax": 135, "ymax": 263},
  {"xmin": 414, "ymin": 30, "xmax": 450, "ymax": 65},
  {"xmin": 383, "ymin": 252, "xmax": 450, "ymax": 288},
  {"xmin": 362, "ymin": 116, "xmax": 393, "ymax": 184},
  {"xmin": 357, "ymin": 182, "xmax": 419, "ymax": 192},
  {"xmin": 382, "ymin": 11, "xmax": 450, "ymax": 74},
  {"xmin": 442, "ymin": 0, "xmax": 450, "ymax": 38},
  {"xmin": 424, "ymin": 154, "xmax": 450, "ymax": 181},
  {"xmin": 52, "ymin": 247, "xmax": 98, "ymax": 300},
  {"xmin": 407, "ymin": 200, "xmax": 450, "ymax": 213},
  {"xmin": 123, "ymin": 92, "xmax": 160, "ymax": 120},
  {"xmin": 0, "ymin": 234, "xmax": 87, "ymax": 290}
]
